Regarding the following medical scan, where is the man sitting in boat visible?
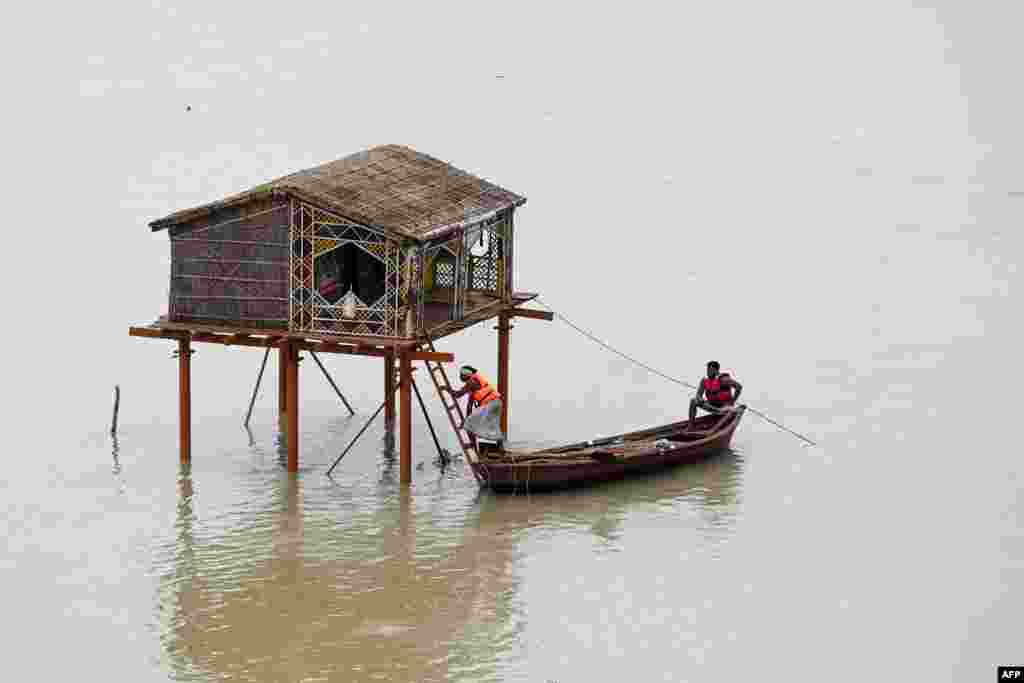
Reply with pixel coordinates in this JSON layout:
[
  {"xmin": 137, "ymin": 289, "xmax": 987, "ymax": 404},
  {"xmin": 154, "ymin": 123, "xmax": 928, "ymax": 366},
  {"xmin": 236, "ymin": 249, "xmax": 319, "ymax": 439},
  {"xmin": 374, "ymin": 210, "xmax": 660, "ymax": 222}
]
[
  {"xmin": 444, "ymin": 365, "xmax": 506, "ymax": 446},
  {"xmin": 688, "ymin": 360, "xmax": 742, "ymax": 427}
]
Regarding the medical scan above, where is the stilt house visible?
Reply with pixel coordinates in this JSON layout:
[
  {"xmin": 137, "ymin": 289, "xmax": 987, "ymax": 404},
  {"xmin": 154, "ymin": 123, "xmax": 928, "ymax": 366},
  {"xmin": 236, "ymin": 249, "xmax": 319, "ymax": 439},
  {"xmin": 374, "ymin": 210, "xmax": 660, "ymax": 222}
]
[
  {"xmin": 132, "ymin": 144, "xmax": 551, "ymax": 479},
  {"xmin": 149, "ymin": 144, "xmax": 530, "ymax": 340}
]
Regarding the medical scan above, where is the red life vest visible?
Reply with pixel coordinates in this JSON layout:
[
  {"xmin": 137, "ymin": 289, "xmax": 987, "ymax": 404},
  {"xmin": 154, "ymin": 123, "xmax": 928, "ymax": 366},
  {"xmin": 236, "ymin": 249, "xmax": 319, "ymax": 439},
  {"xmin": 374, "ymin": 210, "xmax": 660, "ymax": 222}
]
[
  {"xmin": 703, "ymin": 376, "xmax": 732, "ymax": 403},
  {"xmin": 470, "ymin": 372, "xmax": 500, "ymax": 406}
]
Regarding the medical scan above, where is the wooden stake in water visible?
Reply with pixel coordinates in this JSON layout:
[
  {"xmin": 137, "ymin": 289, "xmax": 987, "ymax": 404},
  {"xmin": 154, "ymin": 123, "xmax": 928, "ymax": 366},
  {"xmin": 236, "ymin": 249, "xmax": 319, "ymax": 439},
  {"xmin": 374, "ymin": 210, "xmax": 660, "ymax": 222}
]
[{"xmin": 110, "ymin": 385, "xmax": 120, "ymax": 436}]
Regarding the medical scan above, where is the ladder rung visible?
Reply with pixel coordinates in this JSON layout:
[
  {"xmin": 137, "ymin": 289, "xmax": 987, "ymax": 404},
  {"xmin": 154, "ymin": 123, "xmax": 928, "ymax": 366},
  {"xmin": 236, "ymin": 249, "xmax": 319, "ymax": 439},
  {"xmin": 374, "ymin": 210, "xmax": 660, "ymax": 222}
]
[{"xmin": 420, "ymin": 336, "xmax": 480, "ymax": 464}]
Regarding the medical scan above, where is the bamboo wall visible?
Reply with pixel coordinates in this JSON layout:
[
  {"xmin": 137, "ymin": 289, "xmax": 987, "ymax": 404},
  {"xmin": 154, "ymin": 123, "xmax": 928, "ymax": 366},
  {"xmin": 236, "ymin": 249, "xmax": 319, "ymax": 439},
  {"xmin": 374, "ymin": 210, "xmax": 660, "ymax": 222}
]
[
  {"xmin": 165, "ymin": 198, "xmax": 516, "ymax": 336},
  {"xmin": 168, "ymin": 195, "xmax": 290, "ymax": 328}
]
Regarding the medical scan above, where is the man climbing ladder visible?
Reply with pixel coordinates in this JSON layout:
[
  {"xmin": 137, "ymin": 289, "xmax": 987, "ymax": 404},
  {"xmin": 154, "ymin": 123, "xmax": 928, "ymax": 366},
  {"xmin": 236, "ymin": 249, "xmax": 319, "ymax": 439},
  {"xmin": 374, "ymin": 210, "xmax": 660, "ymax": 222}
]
[{"xmin": 444, "ymin": 365, "xmax": 506, "ymax": 447}]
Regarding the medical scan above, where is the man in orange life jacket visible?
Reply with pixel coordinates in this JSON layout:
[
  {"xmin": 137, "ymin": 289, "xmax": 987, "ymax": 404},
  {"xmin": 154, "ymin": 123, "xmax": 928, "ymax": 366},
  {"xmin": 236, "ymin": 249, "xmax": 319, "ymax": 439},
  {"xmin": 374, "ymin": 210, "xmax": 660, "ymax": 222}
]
[
  {"xmin": 444, "ymin": 365, "xmax": 506, "ymax": 446},
  {"xmin": 688, "ymin": 360, "xmax": 742, "ymax": 427}
]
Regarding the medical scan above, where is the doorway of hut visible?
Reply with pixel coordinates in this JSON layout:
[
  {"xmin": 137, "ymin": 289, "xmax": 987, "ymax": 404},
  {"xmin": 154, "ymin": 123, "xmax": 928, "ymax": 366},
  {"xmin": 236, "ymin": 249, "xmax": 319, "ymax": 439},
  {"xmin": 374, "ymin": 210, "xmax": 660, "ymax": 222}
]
[
  {"xmin": 421, "ymin": 229, "xmax": 504, "ymax": 334},
  {"xmin": 314, "ymin": 243, "xmax": 386, "ymax": 318},
  {"xmin": 422, "ymin": 247, "xmax": 458, "ymax": 328}
]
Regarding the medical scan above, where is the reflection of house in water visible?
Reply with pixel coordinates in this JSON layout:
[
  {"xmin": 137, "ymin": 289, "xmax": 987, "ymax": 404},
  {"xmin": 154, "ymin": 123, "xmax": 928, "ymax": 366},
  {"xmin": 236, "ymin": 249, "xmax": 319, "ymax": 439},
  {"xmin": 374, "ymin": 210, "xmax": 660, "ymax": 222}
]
[
  {"xmin": 159, "ymin": 453, "xmax": 745, "ymax": 680},
  {"xmin": 160, "ymin": 470, "xmax": 522, "ymax": 681}
]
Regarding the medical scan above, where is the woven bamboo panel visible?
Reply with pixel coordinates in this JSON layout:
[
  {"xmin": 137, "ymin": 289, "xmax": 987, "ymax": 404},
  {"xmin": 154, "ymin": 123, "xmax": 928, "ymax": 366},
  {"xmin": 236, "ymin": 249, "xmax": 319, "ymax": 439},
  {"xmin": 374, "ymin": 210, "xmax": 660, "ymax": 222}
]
[{"xmin": 169, "ymin": 201, "xmax": 289, "ymax": 323}]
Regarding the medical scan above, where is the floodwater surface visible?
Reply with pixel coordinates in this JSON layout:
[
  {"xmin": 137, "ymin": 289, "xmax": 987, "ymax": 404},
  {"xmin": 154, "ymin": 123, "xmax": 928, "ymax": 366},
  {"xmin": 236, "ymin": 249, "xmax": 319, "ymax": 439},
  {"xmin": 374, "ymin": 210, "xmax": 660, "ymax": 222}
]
[{"xmin": 2, "ymin": 1, "xmax": 1023, "ymax": 681}]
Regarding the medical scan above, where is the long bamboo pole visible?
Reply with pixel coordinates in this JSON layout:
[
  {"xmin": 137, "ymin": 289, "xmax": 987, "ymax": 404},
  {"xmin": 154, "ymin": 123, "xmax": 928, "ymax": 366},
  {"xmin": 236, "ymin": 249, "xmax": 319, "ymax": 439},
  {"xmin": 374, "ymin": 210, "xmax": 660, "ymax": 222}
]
[
  {"xmin": 244, "ymin": 347, "xmax": 270, "ymax": 426},
  {"xmin": 110, "ymin": 385, "xmax": 120, "ymax": 436},
  {"xmin": 310, "ymin": 350, "xmax": 354, "ymax": 415},
  {"xmin": 325, "ymin": 401, "xmax": 386, "ymax": 477},
  {"xmin": 411, "ymin": 376, "xmax": 445, "ymax": 462},
  {"xmin": 326, "ymin": 379, "xmax": 403, "ymax": 476}
]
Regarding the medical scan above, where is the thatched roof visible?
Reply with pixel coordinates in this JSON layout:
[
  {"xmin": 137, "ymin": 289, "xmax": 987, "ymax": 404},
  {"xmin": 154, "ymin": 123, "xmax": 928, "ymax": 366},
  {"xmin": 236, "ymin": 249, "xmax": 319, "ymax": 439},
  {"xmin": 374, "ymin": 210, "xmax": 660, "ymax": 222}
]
[{"xmin": 149, "ymin": 144, "xmax": 526, "ymax": 241}]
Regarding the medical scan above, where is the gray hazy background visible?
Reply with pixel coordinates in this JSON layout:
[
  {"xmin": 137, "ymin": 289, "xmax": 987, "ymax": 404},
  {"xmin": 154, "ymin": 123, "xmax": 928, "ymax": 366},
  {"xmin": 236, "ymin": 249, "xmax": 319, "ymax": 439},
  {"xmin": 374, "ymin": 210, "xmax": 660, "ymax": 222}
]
[{"xmin": 1, "ymin": 1, "xmax": 1021, "ymax": 681}]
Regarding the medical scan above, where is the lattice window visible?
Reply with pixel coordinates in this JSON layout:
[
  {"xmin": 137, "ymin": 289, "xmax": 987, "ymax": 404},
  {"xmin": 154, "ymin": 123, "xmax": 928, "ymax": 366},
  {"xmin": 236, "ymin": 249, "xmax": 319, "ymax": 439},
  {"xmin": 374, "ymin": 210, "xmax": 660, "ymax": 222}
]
[
  {"xmin": 434, "ymin": 258, "xmax": 455, "ymax": 288},
  {"xmin": 464, "ymin": 218, "xmax": 504, "ymax": 296},
  {"xmin": 470, "ymin": 255, "xmax": 499, "ymax": 291},
  {"xmin": 290, "ymin": 199, "xmax": 408, "ymax": 337}
]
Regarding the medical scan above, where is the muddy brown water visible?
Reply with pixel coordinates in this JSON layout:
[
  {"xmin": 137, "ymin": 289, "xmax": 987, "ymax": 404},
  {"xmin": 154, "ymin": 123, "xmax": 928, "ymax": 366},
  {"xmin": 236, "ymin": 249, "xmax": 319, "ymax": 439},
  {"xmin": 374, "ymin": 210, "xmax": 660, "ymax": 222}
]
[{"xmin": 3, "ymin": 2, "xmax": 1023, "ymax": 680}]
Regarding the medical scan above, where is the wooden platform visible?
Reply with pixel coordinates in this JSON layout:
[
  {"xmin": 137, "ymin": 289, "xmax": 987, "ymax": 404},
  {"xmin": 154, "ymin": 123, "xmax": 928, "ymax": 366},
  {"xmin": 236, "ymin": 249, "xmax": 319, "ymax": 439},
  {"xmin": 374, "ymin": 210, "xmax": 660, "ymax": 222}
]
[{"xmin": 424, "ymin": 292, "xmax": 541, "ymax": 339}]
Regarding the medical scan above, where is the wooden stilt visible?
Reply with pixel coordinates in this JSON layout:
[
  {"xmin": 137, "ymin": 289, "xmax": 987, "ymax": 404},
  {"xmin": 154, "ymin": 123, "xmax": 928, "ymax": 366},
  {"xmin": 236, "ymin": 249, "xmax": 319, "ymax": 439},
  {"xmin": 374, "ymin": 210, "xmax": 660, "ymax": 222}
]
[
  {"xmin": 497, "ymin": 313, "xmax": 511, "ymax": 436},
  {"xmin": 278, "ymin": 345, "xmax": 288, "ymax": 426},
  {"xmin": 384, "ymin": 353, "xmax": 396, "ymax": 431},
  {"xmin": 286, "ymin": 342, "xmax": 299, "ymax": 473},
  {"xmin": 399, "ymin": 353, "xmax": 412, "ymax": 485},
  {"xmin": 178, "ymin": 336, "xmax": 191, "ymax": 463}
]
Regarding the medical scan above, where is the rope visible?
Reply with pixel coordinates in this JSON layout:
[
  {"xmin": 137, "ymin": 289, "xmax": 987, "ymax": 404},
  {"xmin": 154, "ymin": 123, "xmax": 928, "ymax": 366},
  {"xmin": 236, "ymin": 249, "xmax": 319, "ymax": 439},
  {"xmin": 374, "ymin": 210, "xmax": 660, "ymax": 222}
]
[{"xmin": 534, "ymin": 297, "xmax": 818, "ymax": 447}]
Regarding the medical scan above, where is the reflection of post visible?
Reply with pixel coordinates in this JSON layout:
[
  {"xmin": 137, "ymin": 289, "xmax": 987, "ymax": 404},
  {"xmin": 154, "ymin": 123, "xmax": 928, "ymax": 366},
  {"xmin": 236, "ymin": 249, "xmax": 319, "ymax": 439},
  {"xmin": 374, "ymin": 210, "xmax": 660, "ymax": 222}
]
[
  {"xmin": 175, "ymin": 463, "xmax": 196, "ymax": 590},
  {"xmin": 384, "ymin": 354, "xmax": 395, "ymax": 432},
  {"xmin": 398, "ymin": 485, "xmax": 412, "ymax": 539},
  {"xmin": 497, "ymin": 313, "xmax": 510, "ymax": 436},
  {"xmin": 395, "ymin": 485, "xmax": 416, "ymax": 572},
  {"xmin": 286, "ymin": 342, "xmax": 299, "ymax": 473},
  {"xmin": 178, "ymin": 465, "xmax": 194, "ymax": 539},
  {"xmin": 160, "ymin": 458, "xmax": 523, "ymax": 682},
  {"xmin": 399, "ymin": 352, "xmax": 412, "ymax": 485},
  {"xmin": 178, "ymin": 336, "xmax": 191, "ymax": 464},
  {"xmin": 280, "ymin": 470, "xmax": 302, "ymax": 545}
]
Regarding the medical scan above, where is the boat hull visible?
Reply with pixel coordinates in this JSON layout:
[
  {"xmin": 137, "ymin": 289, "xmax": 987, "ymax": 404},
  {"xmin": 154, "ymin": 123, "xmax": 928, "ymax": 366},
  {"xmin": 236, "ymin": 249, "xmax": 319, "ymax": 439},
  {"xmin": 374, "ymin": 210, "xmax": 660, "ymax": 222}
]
[{"xmin": 472, "ymin": 406, "xmax": 745, "ymax": 493}]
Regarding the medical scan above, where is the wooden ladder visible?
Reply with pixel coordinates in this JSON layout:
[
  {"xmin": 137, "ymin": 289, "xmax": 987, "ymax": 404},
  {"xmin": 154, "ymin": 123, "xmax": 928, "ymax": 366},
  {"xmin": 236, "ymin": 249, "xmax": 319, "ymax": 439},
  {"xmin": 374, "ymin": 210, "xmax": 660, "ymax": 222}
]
[{"xmin": 416, "ymin": 338, "xmax": 484, "ymax": 481}]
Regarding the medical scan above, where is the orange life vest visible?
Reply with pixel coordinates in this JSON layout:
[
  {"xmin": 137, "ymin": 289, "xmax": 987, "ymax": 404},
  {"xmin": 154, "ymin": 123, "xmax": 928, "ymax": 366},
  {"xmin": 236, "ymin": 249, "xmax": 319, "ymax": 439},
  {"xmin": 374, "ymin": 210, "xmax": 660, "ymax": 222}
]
[
  {"xmin": 470, "ymin": 372, "xmax": 500, "ymax": 406},
  {"xmin": 703, "ymin": 376, "xmax": 733, "ymax": 403}
]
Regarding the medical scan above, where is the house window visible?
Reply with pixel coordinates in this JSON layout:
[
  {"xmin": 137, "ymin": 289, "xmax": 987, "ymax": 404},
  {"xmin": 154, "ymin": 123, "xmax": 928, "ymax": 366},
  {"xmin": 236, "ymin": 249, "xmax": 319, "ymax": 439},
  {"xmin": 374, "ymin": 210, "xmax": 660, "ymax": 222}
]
[
  {"xmin": 433, "ymin": 253, "xmax": 456, "ymax": 289},
  {"xmin": 315, "ymin": 243, "xmax": 386, "ymax": 306}
]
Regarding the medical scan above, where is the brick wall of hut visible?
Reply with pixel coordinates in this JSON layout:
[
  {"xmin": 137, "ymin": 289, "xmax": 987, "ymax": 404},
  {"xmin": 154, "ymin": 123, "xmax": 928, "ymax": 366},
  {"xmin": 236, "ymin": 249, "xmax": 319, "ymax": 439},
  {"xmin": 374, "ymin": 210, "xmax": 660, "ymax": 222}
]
[{"xmin": 168, "ymin": 195, "xmax": 290, "ymax": 328}]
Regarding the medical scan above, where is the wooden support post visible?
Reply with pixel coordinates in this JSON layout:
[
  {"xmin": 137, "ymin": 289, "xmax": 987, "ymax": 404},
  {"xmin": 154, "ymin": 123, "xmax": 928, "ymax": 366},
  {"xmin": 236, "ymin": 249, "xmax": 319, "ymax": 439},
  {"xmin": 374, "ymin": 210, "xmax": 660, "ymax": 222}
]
[
  {"xmin": 286, "ymin": 342, "xmax": 299, "ymax": 473},
  {"xmin": 384, "ymin": 353, "xmax": 396, "ymax": 431},
  {"xmin": 497, "ymin": 313, "xmax": 511, "ymax": 437},
  {"xmin": 278, "ymin": 345, "xmax": 288, "ymax": 426},
  {"xmin": 399, "ymin": 353, "xmax": 412, "ymax": 485},
  {"xmin": 178, "ymin": 336, "xmax": 191, "ymax": 464}
]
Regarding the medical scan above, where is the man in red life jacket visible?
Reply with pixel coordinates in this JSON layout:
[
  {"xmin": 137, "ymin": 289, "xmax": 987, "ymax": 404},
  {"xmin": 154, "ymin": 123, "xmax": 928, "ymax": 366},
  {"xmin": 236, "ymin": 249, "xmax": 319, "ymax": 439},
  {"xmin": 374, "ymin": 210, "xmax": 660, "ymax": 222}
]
[
  {"xmin": 688, "ymin": 360, "xmax": 742, "ymax": 427},
  {"xmin": 444, "ymin": 365, "xmax": 506, "ymax": 446}
]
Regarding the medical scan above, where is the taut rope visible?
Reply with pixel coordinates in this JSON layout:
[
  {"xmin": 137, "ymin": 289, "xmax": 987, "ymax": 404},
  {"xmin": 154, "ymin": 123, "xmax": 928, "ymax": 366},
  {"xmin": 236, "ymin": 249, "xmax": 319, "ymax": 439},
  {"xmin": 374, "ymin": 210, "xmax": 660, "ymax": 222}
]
[{"xmin": 534, "ymin": 297, "xmax": 818, "ymax": 447}]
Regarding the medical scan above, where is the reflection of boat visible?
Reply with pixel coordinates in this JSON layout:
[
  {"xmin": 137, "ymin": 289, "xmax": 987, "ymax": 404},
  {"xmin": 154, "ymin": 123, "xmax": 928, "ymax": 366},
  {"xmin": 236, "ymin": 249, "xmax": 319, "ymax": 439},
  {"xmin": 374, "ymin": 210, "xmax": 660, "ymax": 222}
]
[
  {"xmin": 474, "ymin": 407, "xmax": 745, "ymax": 492},
  {"xmin": 472, "ymin": 446, "xmax": 745, "ymax": 542}
]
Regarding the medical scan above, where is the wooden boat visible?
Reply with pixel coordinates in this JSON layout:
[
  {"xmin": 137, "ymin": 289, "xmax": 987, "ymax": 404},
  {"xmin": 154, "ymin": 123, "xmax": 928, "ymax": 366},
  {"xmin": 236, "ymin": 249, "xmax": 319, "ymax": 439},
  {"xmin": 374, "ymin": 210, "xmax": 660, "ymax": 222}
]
[{"xmin": 473, "ymin": 406, "xmax": 746, "ymax": 492}]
